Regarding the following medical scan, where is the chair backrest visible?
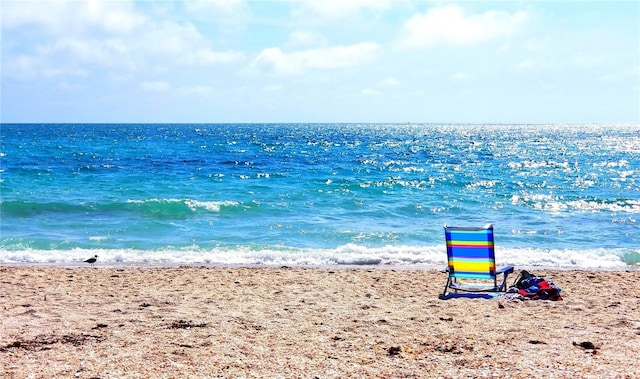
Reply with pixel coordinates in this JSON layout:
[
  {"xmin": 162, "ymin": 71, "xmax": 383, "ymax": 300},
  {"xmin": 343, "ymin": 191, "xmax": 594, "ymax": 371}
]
[{"xmin": 444, "ymin": 224, "xmax": 496, "ymax": 280}]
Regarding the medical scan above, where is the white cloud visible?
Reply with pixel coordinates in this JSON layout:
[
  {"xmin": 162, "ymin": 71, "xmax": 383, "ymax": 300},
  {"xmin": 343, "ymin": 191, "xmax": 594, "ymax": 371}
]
[
  {"xmin": 183, "ymin": 0, "xmax": 246, "ymax": 15},
  {"xmin": 399, "ymin": 5, "xmax": 528, "ymax": 49},
  {"xmin": 598, "ymin": 66, "xmax": 640, "ymax": 83},
  {"xmin": 2, "ymin": 1, "xmax": 242, "ymax": 80},
  {"xmin": 85, "ymin": 0, "xmax": 146, "ymax": 35},
  {"xmin": 1, "ymin": 1, "xmax": 76, "ymax": 31},
  {"xmin": 43, "ymin": 38, "xmax": 126, "ymax": 64},
  {"xmin": 182, "ymin": 48, "xmax": 245, "ymax": 65},
  {"xmin": 179, "ymin": 85, "xmax": 214, "ymax": 97},
  {"xmin": 262, "ymin": 85, "xmax": 283, "ymax": 92},
  {"xmin": 451, "ymin": 72, "xmax": 471, "ymax": 81},
  {"xmin": 41, "ymin": 67, "xmax": 89, "ymax": 79},
  {"xmin": 58, "ymin": 81, "xmax": 82, "ymax": 91},
  {"xmin": 140, "ymin": 81, "xmax": 170, "ymax": 92},
  {"xmin": 1, "ymin": 0, "xmax": 145, "ymax": 35},
  {"xmin": 287, "ymin": 31, "xmax": 328, "ymax": 48},
  {"xmin": 182, "ymin": 0, "xmax": 249, "ymax": 29},
  {"xmin": 299, "ymin": 0, "xmax": 391, "ymax": 19},
  {"xmin": 379, "ymin": 77, "xmax": 400, "ymax": 87},
  {"xmin": 3, "ymin": 47, "xmax": 93, "ymax": 79},
  {"xmin": 252, "ymin": 42, "xmax": 381, "ymax": 75},
  {"xmin": 2, "ymin": 54, "xmax": 38, "ymax": 78},
  {"xmin": 517, "ymin": 59, "xmax": 537, "ymax": 71},
  {"xmin": 136, "ymin": 22, "xmax": 204, "ymax": 56},
  {"xmin": 361, "ymin": 88, "xmax": 382, "ymax": 96}
]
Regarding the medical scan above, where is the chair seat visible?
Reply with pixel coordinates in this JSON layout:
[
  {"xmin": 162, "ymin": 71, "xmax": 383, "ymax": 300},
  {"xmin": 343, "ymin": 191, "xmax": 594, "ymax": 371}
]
[{"xmin": 449, "ymin": 281, "xmax": 502, "ymax": 292}]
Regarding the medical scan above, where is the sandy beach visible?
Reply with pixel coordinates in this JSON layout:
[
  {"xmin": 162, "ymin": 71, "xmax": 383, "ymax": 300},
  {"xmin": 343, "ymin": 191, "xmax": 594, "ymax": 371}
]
[{"xmin": 1, "ymin": 266, "xmax": 638, "ymax": 378}]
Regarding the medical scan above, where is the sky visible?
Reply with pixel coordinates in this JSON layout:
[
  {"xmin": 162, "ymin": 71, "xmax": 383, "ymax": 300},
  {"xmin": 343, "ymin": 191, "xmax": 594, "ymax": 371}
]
[{"xmin": 1, "ymin": 0, "xmax": 639, "ymax": 123}]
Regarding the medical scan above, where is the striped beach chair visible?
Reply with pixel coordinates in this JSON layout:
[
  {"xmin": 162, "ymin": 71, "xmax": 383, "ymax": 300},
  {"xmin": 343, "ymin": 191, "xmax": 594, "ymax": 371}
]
[{"xmin": 440, "ymin": 224, "xmax": 514, "ymax": 299}]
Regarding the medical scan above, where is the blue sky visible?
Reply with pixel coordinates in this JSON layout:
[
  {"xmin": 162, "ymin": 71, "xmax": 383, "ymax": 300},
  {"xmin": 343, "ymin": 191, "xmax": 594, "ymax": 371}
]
[{"xmin": 1, "ymin": 0, "xmax": 638, "ymax": 123}]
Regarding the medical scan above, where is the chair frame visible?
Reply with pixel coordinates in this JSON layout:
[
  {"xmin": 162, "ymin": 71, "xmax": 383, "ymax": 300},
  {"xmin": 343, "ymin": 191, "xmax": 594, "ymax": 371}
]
[{"xmin": 440, "ymin": 224, "xmax": 514, "ymax": 299}]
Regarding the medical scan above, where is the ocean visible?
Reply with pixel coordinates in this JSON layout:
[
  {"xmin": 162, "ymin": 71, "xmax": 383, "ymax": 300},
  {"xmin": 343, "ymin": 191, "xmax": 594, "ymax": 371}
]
[{"xmin": 1, "ymin": 123, "xmax": 638, "ymax": 269}]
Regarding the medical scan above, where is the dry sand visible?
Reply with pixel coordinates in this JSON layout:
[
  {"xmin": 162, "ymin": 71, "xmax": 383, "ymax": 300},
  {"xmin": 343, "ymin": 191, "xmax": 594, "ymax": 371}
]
[{"xmin": 1, "ymin": 266, "xmax": 639, "ymax": 378}]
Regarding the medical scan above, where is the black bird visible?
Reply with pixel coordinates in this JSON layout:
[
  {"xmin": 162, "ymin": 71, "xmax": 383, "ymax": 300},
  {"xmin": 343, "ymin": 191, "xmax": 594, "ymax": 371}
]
[{"xmin": 84, "ymin": 255, "xmax": 98, "ymax": 267}]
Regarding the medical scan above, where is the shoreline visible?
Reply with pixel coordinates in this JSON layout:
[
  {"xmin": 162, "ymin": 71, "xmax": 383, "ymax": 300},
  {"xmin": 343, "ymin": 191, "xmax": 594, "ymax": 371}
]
[
  {"xmin": 1, "ymin": 261, "xmax": 637, "ymax": 271},
  {"xmin": 2, "ymin": 266, "xmax": 639, "ymax": 378}
]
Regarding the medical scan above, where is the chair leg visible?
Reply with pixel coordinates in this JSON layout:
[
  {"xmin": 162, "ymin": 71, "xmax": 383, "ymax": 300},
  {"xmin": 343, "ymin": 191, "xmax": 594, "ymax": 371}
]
[
  {"xmin": 498, "ymin": 271, "xmax": 512, "ymax": 292},
  {"xmin": 439, "ymin": 277, "xmax": 451, "ymax": 299}
]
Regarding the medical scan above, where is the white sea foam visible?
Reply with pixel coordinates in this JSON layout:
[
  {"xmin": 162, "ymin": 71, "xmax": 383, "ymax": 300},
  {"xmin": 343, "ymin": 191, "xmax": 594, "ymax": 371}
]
[
  {"xmin": 467, "ymin": 180, "xmax": 497, "ymax": 189},
  {"xmin": 511, "ymin": 194, "xmax": 640, "ymax": 214},
  {"xmin": 184, "ymin": 199, "xmax": 239, "ymax": 212},
  {"xmin": 126, "ymin": 198, "xmax": 179, "ymax": 204},
  {"xmin": 126, "ymin": 198, "xmax": 239, "ymax": 212},
  {"xmin": 0, "ymin": 245, "xmax": 633, "ymax": 269}
]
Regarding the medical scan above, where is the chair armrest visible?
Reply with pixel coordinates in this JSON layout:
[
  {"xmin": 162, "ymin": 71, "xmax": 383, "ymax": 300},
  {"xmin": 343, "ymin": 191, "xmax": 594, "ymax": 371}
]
[{"xmin": 496, "ymin": 265, "xmax": 514, "ymax": 275}]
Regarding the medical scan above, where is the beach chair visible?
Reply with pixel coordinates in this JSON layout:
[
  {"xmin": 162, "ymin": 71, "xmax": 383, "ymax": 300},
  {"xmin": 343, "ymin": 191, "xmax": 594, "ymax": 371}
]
[{"xmin": 440, "ymin": 224, "xmax": 514, "ymax": 299}]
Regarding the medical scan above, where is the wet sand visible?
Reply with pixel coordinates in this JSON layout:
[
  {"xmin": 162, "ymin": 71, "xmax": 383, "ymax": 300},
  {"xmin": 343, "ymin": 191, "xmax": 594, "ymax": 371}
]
[{"xmin": 1, "ymin": 266, "xmax": 639, "ymax": 378}]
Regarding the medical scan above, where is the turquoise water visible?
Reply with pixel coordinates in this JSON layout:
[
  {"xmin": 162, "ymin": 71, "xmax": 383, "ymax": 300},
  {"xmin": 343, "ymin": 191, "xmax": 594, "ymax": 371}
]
[{"xmin": 1, "ymin": 123, "xmax": 638, "ymax": 268}]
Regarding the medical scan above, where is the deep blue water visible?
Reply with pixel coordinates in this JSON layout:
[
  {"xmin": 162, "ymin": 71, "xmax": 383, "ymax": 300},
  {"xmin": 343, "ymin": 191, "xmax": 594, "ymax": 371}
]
[{"xmin": 1, "ymin": 123, "xmax": 638, "ymax": 268}]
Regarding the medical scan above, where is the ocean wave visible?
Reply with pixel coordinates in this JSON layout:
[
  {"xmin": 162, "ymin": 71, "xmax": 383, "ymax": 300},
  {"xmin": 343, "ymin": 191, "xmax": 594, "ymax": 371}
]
[
  {"xmin": 127, "ymin": 198, "xmax": 240, "ymax": 213},
  {"xmin": 0, "ymin": 198, "xmax": 242, "ymax": 218},
  {"xmin": 510, "ymin": 195, "xmax": 640, "ymax": 213},
  {"xmin": 0, "ymin": 244, "xmax": 635, "ymax": 269}
]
